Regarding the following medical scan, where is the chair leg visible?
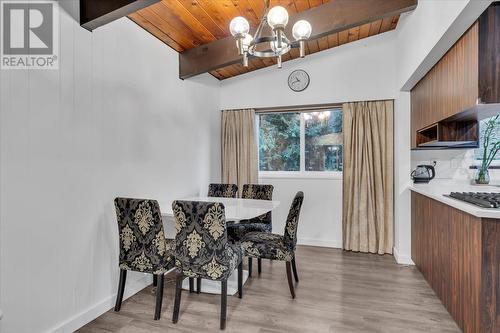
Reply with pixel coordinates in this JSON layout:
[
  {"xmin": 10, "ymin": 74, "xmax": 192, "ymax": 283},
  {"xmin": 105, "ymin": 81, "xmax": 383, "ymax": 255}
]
[
  {"xmin": 172, "ymin": 273, "xmax": 183, "ymax": 324},
  {"xmin": 153, "ymin": 274, "xmax": 158, "ymax": 287},
  {"xmin": 248, "ymin": 258, "xmax": 252, "ymax": 277},
  {"xmin": 154, "ymin": 274, "xmax": 164, "ymax": 320},
  {"xmin": 114, "ymin": 269, "xmax": 127, "ymax": 312},
  {"xmin": 238, "ymin": 261, "xmax": 243, "ymax": 299},
  {"xmin": 285, "ymin": 262, "xmax": 296, "ymax": 299},
  {"xmin": 196, "ymin": 277, "xmax": 201, "ymax": 294},
  {"xmin": 220, "ymin": 280, "xmax": 228, "ymax": 330},
  {"xmin": 189, "ymin": 277, "xmax": 194, "ymax": 293},
  {"xmin": 291, "ymin": 257, "xmax": 299, "ymax": 283},
  {"xmin": 258, "ymin": 258, "xmax": 262, "ymax": 275}
]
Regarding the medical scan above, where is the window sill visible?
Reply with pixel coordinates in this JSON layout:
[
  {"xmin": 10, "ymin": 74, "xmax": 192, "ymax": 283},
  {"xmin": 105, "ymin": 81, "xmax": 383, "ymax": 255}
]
[{"xmin": 258, "ymin": 171, "xmax": 343, "ymax": 180}]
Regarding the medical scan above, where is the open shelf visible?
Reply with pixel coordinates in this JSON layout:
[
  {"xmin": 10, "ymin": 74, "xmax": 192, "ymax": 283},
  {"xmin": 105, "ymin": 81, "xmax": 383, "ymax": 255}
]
[
  {"xmin": 416, "ymin": 124, "xmax": 438, "ymax": 146},
  {"xmin": 414, "ymin": 119, "xmax": 479, "ymax": 149}
]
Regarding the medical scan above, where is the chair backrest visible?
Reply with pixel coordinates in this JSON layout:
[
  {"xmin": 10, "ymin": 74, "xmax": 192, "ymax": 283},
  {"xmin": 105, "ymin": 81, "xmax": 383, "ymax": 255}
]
[
  {"xmin": 172, "ymin": 200, "xmax": 233, "ymax": 280},
  {"xmin": 114, "ymin": 197, "xmax": 171, "ymax": 273},
  {"xmin": 283, "ymin": 192, "xmax": 304, "ymax": 251},
  {"xmin": 208, "ymin": 183, "xmax": 238, "ymax": 198},
  {"xmin": 242, "ymin": 184, "xmax": 274, "ymax": 224}
]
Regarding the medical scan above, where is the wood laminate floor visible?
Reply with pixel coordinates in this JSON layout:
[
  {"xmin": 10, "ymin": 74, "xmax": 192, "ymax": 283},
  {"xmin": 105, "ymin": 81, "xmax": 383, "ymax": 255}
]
[{"xmin": 78, "ymin": 246, "xmax": 460, "ymax": 333}]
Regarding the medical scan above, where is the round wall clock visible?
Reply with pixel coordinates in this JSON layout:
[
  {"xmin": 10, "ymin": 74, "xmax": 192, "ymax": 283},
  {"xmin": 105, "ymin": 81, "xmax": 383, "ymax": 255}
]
[{"xmin": 288, "ymin": 69, "xmax": 310, "ymax": 92}]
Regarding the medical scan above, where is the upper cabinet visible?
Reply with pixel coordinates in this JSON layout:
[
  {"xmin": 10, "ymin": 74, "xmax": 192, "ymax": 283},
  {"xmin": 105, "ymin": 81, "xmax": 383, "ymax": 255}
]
[
  {"xmin": 479, "ymin": 3, "xmax": 500, "ymax": 104},
  {"xmin": 411, "ymin": 4, "xmax": 500, "ymax": 149}
]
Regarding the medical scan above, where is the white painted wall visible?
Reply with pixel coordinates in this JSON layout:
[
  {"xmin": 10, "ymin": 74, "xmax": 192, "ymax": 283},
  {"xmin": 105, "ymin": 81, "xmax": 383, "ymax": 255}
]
[
  {"xmin": 0, "ymin": 2, "xmax": 220, "ymax": 332},
  {"xmin": 393, "ymin": 91, "xmax": 412, "ymax": 264},
  {"xmin": 221, "ymin": 31, "xmax": 397, "ymax": 109},
  {"xmin": 221, "ymin": 32, "xmax": 397, "ymax": 249},
  {"xmin": 260, "ymin": 176, "xmax": 343, "ymax": 248},
  {"xmin": 396, "ymin": 0, "xmax": 469, "ymax": 89}
]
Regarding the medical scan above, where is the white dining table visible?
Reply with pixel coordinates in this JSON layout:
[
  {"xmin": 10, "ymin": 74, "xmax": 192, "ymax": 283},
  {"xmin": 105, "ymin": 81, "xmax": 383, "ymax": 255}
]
[
  {"xmin": 159, "ymin": 196, "xmax": 280, "ymax": 295},
  {"xmin": 160, "ymin": 196, "xmax": 280, "ymax": 221}
]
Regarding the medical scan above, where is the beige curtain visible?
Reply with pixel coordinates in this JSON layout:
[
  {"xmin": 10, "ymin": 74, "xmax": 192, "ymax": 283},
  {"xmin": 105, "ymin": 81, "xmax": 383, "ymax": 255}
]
[
  {"xmin": 221, "ymin": 109, "xmax": 258, "ymax": 192},
  {"xmin": 342, "ymin": 100, "xmax": 394, "ymax": 254}
]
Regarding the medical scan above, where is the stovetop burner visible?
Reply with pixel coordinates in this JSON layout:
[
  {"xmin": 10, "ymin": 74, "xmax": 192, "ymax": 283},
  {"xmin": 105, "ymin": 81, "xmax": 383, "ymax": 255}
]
[{"xmin": 446, "ymin": 192, "xmax": 500, "ymax": 209}]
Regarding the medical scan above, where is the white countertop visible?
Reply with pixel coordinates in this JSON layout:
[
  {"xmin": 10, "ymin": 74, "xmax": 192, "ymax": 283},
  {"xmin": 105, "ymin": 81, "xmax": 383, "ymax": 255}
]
[{"xmin": 409, "ymin": 179, "xmax": 500, "ymax": 219}]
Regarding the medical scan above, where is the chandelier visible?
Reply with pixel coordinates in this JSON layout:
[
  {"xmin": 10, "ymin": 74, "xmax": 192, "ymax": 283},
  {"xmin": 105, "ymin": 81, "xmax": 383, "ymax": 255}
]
[{"xmin": 229, "ymin": 1, "xmax": 312, "ymax": 68}]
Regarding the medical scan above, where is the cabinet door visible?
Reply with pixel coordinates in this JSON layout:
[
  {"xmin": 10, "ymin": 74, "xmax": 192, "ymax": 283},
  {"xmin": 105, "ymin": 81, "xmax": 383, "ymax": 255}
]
[
  {"xmin": 479, "ymin": 4, "xmax": 500, "ymax": 104},
  {"xmin": 411, "ymin": 192, "xmax": 482, "ymax": 333},
  {"xmin": 410, "ymin": 23, "xmax": 479, "ymax": 148}
]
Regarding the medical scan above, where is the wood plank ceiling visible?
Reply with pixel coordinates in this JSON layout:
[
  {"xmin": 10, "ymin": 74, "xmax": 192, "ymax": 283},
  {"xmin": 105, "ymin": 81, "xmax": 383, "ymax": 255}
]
[{"xmin": 129, "ymin": 0, "xmax": 400, "ymax": 80}]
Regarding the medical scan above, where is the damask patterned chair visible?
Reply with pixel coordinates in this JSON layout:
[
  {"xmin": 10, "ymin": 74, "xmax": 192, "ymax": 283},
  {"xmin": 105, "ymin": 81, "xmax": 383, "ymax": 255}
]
[
  {"xmin": 227, "ymin": 184, "xmax": 274, "ymax": 276},
  {"xmin": 194, "ymin": 183, "xmax": 238, "ymax": 292},
  {"xmin": 240, "ymin": 191, "xmax": 304, "ymax": 299},
  {"xmin": 208, "ymin": 183, "xmax": 238, "ymax": 198},
  {"xmin": 171, "ymin": 200, "xmax": 243, "ymax": 330},
  {"xmin": 114, "ymin": 197, "xmax": 175, "ymax": 320}
]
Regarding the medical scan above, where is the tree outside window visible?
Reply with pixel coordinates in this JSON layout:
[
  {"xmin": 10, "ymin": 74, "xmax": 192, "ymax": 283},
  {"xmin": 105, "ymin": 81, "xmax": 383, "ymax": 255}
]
[{"xmin": 258, "ymin": 109, "xmax": 343, "ymax": 172}]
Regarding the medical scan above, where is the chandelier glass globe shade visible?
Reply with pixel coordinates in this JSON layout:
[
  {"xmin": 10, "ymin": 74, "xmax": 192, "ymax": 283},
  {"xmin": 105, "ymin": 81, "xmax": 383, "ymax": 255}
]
[{"xmin": 267, "ymin": 6, "xmax": 289, "ymax": 29}]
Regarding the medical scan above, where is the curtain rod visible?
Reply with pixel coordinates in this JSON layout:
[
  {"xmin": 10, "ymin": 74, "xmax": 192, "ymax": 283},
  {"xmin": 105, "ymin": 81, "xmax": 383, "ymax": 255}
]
[
  {"xmin": 221, "ymin": 99, "xmax": 394, "ymax": 113},
  {"xmin": 256, "ymin": 103, "xmax": 343, "ymax": 113},
  {"xmin": 221, "ymin": 103, "xmax": 343, "ymax": 113}
]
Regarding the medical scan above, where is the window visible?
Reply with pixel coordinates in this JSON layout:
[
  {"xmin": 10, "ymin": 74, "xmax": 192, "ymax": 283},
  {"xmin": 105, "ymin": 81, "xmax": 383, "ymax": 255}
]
[
  {"xmin": 475, "ymin": 116, "xmax": 500, "ymax": 163},
  {"xmin": 258, "ymin": 108, "xmax": 343, "ymax": 174},
  {"xmin": 258, "ymin": 112, "xmax": 300, "ymax": 171}
]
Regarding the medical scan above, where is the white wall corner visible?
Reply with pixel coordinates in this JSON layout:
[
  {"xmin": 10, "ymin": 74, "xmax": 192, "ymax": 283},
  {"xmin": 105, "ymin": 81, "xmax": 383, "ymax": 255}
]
[
  {"xmin": 393, "ymin": 247, "xmax": 414, "ymax": 266},
  {"xmin": 49, "ymin": 274, "xmax": 152, "ymax": 333}
]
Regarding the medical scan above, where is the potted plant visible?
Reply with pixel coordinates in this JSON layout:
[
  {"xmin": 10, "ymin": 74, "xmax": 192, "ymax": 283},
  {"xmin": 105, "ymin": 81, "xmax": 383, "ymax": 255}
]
[{"xmin": 476, "ymin": 115, "xmax": 500, "ymax": 184}]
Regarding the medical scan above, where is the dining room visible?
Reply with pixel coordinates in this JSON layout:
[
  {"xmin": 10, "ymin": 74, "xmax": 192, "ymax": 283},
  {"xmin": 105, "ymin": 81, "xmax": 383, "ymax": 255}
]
[{"xmin": 1, "ymin": 1, "xmax": 498, "ymax": 333}]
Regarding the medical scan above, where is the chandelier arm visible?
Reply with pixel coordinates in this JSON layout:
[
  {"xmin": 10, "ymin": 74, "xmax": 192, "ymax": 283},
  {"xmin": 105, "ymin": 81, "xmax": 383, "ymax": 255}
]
[
  {"xmin": 253, "ymin": 19, "xmax": 265, "ymax": 41},
  {"xmin": 252, "ymin": 2, "xmax": 270, "ymax": 41}
]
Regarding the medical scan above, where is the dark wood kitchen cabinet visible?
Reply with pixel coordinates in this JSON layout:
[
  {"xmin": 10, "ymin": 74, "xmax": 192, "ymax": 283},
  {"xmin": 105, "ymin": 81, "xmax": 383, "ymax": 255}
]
[
  {"xmin": 411, "ymin": 4, "xmax": 500, "ymax": 148},
  {"xmin": 411, "ymin": 192, "xmax": 500, "ymax": 333}
]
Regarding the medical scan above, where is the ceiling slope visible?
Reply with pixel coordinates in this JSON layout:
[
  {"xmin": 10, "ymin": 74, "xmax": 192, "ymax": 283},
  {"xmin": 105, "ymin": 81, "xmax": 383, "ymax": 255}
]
[{"xmin": 128, "ymin": 0, "xmax": 417, "ymax": 79}]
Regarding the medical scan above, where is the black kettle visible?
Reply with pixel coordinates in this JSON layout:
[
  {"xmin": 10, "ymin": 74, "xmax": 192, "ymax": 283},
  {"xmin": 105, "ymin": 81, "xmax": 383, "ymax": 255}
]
[{"xmin": 411, "ymin": 164, "xmax": 436, "ymax": 183}]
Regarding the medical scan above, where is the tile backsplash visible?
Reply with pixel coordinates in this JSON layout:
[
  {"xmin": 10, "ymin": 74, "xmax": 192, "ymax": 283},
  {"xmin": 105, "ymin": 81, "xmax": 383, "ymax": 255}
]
[{"xmin": 411, "ymin": 149, "xmax": 500, "ymax": 182}]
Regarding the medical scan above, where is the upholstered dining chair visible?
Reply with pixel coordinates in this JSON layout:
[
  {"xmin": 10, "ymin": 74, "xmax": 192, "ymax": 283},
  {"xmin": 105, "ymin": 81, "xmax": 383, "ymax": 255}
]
[
  {"xmin": 198, "ymin": 183, "xmax": 238, "ymax": 291},
  {"xmin": 113, "ymin": 197, "xmax": 175, "ymax": 320},
  {"xmin": 240, "ymin": 191, "xmax": 304, "ymax": 299},
  {"xmin": 227, "ymin": 184, "xmax": 274, "ymax": 276},
  {"xmin": 171, "ymin": 200, "xmax": 243, "ymax": 330},
  {"xmin": 207, "ymin": 183, "xmax": 238, "ymax": 198}
]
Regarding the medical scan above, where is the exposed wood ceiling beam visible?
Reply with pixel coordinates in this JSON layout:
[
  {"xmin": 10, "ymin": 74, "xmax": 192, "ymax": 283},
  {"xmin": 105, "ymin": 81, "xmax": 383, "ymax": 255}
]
[
  {"xmin": 179, "ymin": 0, "xmax": 417, "ymax": 80},
  {"xmin": 80, "ymin": 0, "xmax": 161, "ymax": 31}
]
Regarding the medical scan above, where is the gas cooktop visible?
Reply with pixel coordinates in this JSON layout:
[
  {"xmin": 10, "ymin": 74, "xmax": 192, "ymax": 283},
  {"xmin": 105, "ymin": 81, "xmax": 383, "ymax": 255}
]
[{"xmin": 446, "ymin": 192, "xmax": 500, "ymax": 209}]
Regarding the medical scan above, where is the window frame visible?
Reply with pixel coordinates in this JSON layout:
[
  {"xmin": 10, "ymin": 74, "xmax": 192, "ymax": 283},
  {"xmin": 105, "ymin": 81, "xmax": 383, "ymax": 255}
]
[
  {"xmin": 256, "ymin": 108, "xmax": 343, "ymax": 179},
  {"xmin": 473, "ymin": 116, "xmax": 500, "ymax": 168}
]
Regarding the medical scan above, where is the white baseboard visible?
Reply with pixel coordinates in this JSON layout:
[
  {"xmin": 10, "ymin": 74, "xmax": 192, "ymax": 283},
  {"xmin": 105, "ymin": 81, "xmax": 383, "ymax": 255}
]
[
  {"xmin": 297, "ymin": 238, "xmax": 342, "ymax": 248},
  {"xmin": 49, "ymin": 274, "xmax": 152, "ymax": 333},
  {"xmin": 393, "ymin": 247, "xmax": 414, "ymax": 265},
  {"xmin": 297, "ymin": 239, "xmax": 414, "ymax": 266}
]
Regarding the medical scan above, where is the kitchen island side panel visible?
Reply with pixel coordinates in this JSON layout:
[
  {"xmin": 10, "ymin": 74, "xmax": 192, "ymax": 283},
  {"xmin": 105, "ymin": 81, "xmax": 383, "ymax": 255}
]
[{"xmin": 411, "ymin": 191, "xmax": 482, "ymax": 333}]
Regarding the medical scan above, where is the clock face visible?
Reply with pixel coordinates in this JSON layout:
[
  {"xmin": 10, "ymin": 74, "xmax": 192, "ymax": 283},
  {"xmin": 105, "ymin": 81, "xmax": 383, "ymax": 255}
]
[{"xmin": 288, "ymin": 69, "xmax": 310, "ymax": 92}]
